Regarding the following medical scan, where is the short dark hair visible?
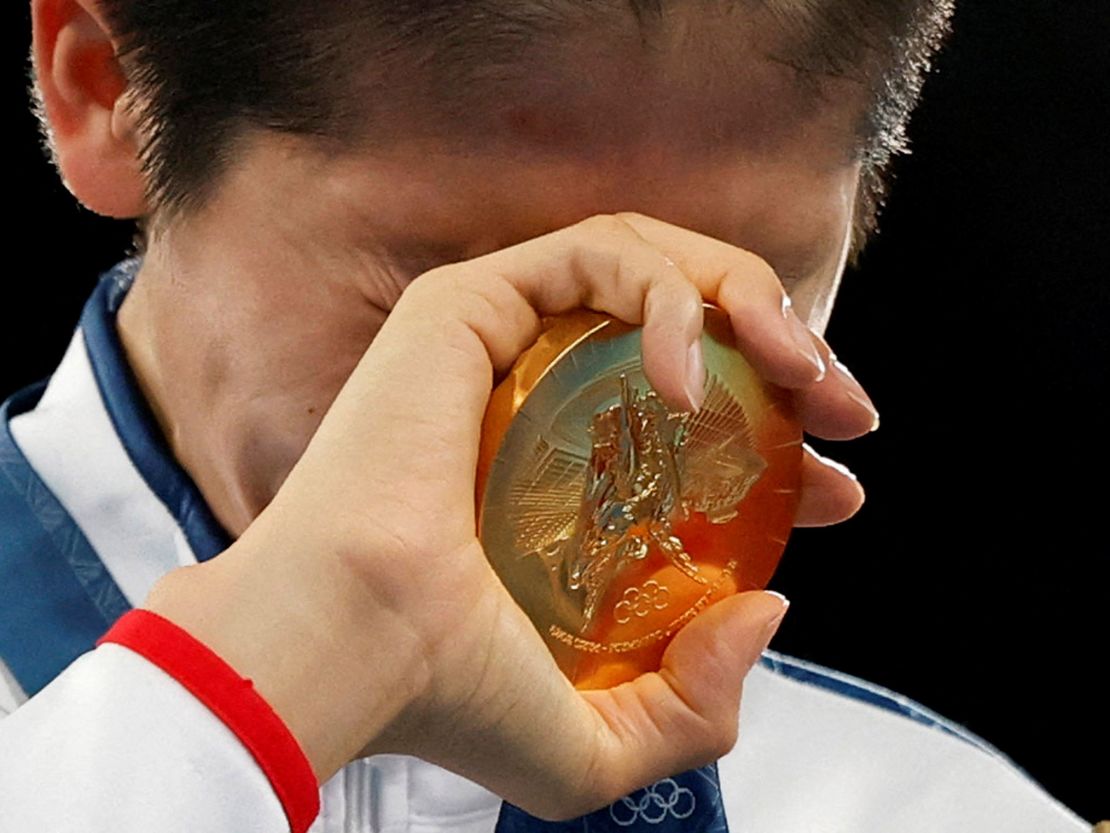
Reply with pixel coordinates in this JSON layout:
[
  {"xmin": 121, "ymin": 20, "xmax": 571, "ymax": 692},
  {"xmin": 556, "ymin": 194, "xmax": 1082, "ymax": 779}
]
[{"xmin": 34, "ymin": 0, "xmax": 955, "ymax": 261}]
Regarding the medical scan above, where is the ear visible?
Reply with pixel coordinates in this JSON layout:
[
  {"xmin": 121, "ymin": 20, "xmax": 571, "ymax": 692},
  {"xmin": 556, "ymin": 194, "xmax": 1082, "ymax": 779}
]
[{"xmin": 31, "ymin": 0, "xmax": 148, "ymax": 218}]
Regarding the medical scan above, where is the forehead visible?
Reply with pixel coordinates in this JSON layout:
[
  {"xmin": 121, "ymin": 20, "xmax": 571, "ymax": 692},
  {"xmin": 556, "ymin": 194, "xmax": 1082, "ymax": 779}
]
[
  {"xmin": 233, "ymin": 4, "xmax": 870, "ymax": 322},
  {"xmin": 317, "ymin": 7, "xmax": 870, "ymax": 251},
  {"xmin": 323, "ymin": 141, "xmax": 858, "ymax": 286},
  {"xmin": 313, "ymin": 11, "xmax": 868, "ymax": 283},
  {"xmin": 378, "ymin": 2, "xmax": 871, "ymax": 167},
  {"xmin": 482, "ymin": 7, "xmax": 869, "ymax": 165}
]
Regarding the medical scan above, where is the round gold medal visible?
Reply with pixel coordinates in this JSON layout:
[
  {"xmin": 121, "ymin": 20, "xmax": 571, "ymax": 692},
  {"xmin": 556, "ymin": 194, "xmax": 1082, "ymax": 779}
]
[{"xmin": 476, "ymin": 304, "xmax": 802, "ymax": 689}]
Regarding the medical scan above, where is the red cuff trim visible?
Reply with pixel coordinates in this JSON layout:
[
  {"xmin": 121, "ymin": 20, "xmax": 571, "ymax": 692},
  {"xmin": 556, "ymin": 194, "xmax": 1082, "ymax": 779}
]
[{"xmin": 97, "ymin": 609, "xmax": 320, "ymax": 833}]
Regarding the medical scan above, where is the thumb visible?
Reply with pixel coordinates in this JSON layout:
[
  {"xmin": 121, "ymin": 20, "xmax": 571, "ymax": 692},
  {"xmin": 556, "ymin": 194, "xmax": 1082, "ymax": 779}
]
[
  {"xmin": 658, "ymin": 589, "xmax": 789, "ymax": 742},
  {"xmin": 579, "ymin": 590, "xmax": 788, "ymax": 806}
]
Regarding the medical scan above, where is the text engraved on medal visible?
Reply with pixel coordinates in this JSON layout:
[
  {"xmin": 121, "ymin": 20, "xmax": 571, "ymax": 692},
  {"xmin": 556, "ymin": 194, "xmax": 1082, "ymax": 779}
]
[{"xmin": 507, "ymin": 371, "xmax": 767, "ymax": 648}]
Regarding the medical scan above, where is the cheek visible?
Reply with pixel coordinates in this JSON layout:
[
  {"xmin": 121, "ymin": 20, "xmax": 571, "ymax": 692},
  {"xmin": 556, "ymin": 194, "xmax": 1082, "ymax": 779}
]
[
  {"xmin": 789, "ymin": 214, "xmax": 854, "ymax": 336},
  {"xmin": 789, "ymin": 274, "xmax": 839, "ymax": 336}
]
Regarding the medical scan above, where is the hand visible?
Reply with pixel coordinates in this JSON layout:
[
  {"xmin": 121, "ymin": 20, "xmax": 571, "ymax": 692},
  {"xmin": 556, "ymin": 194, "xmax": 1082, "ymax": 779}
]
[{"xmin": 144, "ymin": 212, "xmax": 876, "ymax": 820}]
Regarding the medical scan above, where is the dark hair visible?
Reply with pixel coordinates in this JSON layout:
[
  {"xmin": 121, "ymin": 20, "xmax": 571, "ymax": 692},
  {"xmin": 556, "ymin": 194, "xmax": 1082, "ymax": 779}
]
[{"xmin": 35, "ymin": 0, "xmax": 955, "ymax": 260}]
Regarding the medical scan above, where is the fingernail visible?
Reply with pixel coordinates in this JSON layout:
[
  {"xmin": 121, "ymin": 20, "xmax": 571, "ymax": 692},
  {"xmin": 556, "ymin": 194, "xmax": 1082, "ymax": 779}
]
[
  {"xmin": 787, "ymin": 312, "xmax": 826, "ymax": 382},
  {"xmin": 684, "ymin": 339, "xmax": 706, "ymax": 412},
  {"xmin": 830, "ymin": 358, "xmax": 880, "ymax": 431},
  {"xmin": 764, "ymin": 590, "xmax": 790, "ymax": 607},
  {"xmin": 755, "ymin": 592, "xmax": 790, "ymax": 656},
  {"xmin": 802, "ymin": 442, "xmax": 859, "ymax": 482}
]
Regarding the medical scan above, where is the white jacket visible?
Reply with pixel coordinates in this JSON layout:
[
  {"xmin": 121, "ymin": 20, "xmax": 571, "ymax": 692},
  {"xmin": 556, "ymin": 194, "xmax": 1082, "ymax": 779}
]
[{"xmin": 0, "ymin": 262, "xmax": 1090, "ymax": 832}]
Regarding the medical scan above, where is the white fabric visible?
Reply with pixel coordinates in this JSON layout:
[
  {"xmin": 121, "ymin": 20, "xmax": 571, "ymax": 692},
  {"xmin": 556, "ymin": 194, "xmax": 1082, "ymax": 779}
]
[
  {"xmin": 0, "ymin": 657, "xmax": 26, "ymax": 717},
  {"xmin": 311, "ymin": 757, "xmax": 501, "ymax": 833},
  {"xmin": 9, "ymin": 329, "xmax": 198, "ymax": 609},
  {"xmin": 0, "ymin": 644, "xmax": 288, "ymax": 833},
  {"xmin": 0, "ymin": 326, "xmax": 1092, "ymax": 832},
  {"xmin": 0, "ymin": 648, "xmax": 1089, "ymax": 833},
  {"xmin": 725, "ymin": 662, "xmax": 1089, "ymax": 832}
]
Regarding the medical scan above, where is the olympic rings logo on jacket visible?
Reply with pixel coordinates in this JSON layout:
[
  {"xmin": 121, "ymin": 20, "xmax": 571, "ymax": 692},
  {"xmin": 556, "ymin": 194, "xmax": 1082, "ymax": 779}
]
[{"xmin": 608, "ymin": 778, "xmax": 697, "ymax": 826}]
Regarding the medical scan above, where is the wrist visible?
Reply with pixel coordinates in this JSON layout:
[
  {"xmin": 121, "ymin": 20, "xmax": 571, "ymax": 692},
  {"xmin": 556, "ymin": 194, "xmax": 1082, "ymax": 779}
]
[
  {"xmin": 96, "ymin": 608, "xmax": 321, "ymax": 833},
  {"xmin": 142, "ymin": 537, "xmax": 427, "ymax": 783}
]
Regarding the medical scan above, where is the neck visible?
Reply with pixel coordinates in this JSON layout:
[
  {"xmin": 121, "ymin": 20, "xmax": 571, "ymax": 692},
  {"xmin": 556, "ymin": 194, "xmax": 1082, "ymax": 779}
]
[{"xmin": 116, "ymin": 196, "xmax": 392, "ymax": 538}]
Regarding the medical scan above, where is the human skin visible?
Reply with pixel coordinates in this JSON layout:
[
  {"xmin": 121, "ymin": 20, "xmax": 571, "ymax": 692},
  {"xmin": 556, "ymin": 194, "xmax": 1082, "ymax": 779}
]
[
  {"xmin": 140, "ymin": 211, "xmax": 872, "ymax": 812},
  {"xmin": 32, "ymin": 0, "xmax": 885, "ymax": 818},
  {"xmin": 33, "ymin": 0, "xmax": 878, "ymax": 538}
]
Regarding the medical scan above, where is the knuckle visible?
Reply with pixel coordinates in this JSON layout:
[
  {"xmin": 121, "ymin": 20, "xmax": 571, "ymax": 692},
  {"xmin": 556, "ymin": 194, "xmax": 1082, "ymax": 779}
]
[
  {"xmin": 452, "ymin": 275, "xmax": 503, "ymax": 322},
  {"xmin": 576, "ymin": 212, "xmax": 638, "ymax": 240},
  {"xmin": 731, "ymin": 250, "xmax": 779, "ymax": 288},
  {"xmin": 719, "ymin": 257, "xmax": 785, "ymax": 314},
  {"xmin": 398, "ymin": 264, "xmax": 457, "ymax": 308},
  {"xmin": 410, "ymin": 266, "xmax": 505, "ymax": 326},
  {"xmin": 406, "ymin": 262, "xmax": 453, "ymax": 289}
]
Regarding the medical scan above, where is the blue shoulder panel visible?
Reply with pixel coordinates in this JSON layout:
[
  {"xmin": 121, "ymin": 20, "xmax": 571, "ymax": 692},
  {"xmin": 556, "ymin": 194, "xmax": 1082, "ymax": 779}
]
[
  {"xmin": 0, "ymin": 259, "xmax": 230, "ymax": 697},
  {"xmin": 0, "ymin": 384, "xmax": 131, "ymax": 697}
]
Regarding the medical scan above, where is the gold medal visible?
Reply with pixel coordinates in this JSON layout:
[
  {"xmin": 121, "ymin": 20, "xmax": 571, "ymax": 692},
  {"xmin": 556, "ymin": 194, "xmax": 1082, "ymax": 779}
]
[{"xmin": 476, "ymin": 304, "xmax": 802, "ymax": 689}]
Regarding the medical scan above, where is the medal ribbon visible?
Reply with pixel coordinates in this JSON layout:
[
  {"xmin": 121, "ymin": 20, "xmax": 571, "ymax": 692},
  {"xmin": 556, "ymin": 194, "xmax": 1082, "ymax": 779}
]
[{"xmin": 494, "ymin": 762, "xmax": 729, "ymax": 833}]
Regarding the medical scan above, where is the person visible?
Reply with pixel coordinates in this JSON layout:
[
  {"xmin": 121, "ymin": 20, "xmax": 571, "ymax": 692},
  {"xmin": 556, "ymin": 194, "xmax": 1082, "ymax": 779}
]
[{"xmin": 0, "ymin": 0, "xmax": 1095, "ymax": 831}]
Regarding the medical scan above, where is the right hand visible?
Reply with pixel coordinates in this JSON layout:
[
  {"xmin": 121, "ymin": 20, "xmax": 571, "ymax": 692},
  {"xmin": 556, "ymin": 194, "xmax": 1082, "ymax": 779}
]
[{"xmin": 145, "ymin": 211, "xmax": 877, "ymax": 820}]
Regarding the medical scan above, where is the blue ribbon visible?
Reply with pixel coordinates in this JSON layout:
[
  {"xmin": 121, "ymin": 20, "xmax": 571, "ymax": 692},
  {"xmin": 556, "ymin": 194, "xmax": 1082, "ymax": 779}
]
[{"xmin": 495, "ymin": 762, "xmax": 729, "ymax": 833}]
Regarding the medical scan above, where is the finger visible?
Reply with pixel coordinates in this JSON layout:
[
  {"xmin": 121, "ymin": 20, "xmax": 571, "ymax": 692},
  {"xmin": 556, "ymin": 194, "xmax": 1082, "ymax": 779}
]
[
  {"xmin": 564, "ymin": 591, "xmax": 788, "ymax": 817},
  {"xmin": 303, "ymin": 215, "xmax": 707, "ymax": 548},
  {"xmin": 794, "ymin": 339, "xmax": 881, "ymax": 439},
  {"xmin": 794, "ymin": 443, "xmax": 866, "ymax": 526},
  {"xmin": 412, "ymin": 213, "xmax": 710, "ymax": 416},
  {"xmin": 607, "ymin": 212, "xmax": 885, "ymax": 445},
  {"xmin": 611, "ymin": 212, "xmax": 828, "ymax": 390}
]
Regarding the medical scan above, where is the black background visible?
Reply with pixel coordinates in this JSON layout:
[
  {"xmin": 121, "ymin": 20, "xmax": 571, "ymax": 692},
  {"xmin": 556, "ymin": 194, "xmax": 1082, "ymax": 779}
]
[{"xmin": 3, "ymin": 2, "xmax": 1106, "ymax": 823}]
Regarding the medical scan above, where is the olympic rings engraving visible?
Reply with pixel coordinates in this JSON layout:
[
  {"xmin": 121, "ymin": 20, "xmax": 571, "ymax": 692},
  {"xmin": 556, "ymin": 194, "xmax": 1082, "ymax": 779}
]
[
  {"xmin": 613, "ymin": 580, "xmax": 670, "ymax": 625},
  {"xmin": 608, "ymin": 777, "xmax": 696, "ymax": 826}
]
